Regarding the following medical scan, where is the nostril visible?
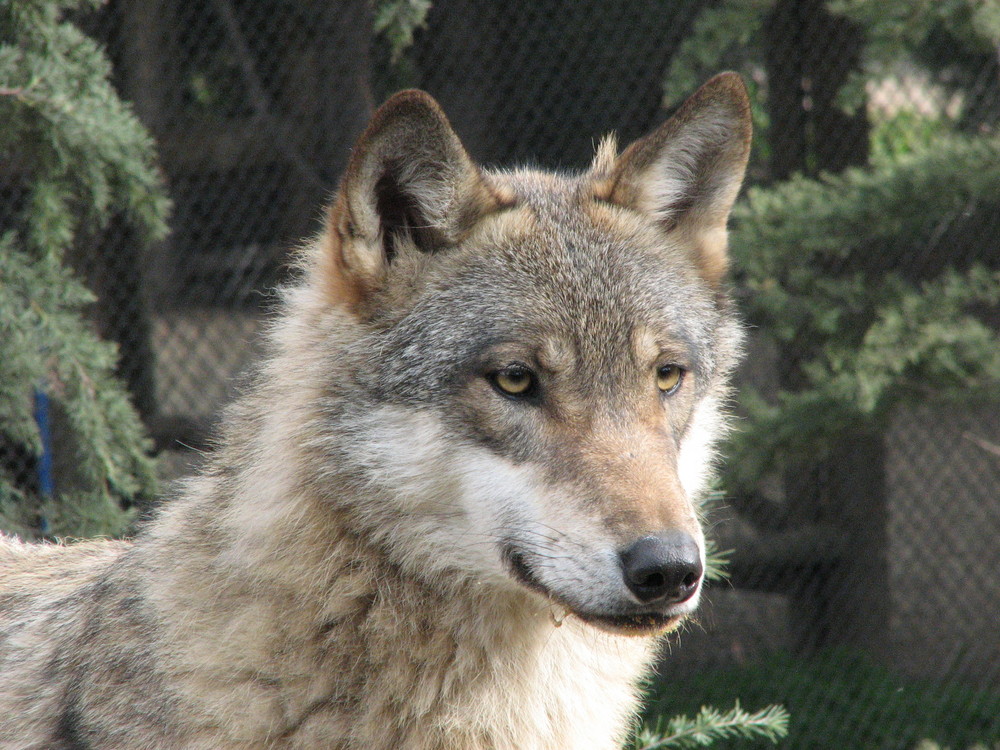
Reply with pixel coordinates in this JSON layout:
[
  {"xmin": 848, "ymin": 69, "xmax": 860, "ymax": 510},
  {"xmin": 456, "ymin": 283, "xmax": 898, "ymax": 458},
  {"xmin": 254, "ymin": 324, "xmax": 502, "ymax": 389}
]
[
  {"xmin": 642, "ymin": 572, "xmax": 666, "ymax": 589},
  {"xmin": 620, "ymin": 533, "xmax": 703, "ymax": 605},
  {"xmin": 629, "ymin": 569, "xmax": 669, "ymax": 596}
]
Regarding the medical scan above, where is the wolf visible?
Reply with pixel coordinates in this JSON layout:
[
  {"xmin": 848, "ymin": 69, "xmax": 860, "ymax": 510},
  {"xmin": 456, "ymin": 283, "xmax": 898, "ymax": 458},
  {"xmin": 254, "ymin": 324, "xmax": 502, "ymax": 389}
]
[{"xmin": 0, "ymin": 72, "xmax": 751, "ymax": 749}]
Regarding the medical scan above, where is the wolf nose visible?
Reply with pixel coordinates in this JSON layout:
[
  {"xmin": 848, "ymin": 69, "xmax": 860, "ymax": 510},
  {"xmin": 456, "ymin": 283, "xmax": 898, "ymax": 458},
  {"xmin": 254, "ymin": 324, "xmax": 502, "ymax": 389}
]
[{"xmin": 619, "ymin": 532, "xmax": 703, "ymax": 605}]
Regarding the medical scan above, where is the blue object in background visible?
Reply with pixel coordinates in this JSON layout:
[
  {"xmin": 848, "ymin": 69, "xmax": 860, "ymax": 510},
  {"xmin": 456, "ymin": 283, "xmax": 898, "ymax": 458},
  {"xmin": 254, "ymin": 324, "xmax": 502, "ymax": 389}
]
[{"xmin": 33, "ymin": 388, "xmax": 54, "ymax": 535}]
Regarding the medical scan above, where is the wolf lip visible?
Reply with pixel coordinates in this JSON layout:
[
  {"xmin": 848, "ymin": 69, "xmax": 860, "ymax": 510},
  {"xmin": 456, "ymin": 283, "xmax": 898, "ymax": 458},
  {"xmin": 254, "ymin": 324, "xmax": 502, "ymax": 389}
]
[
  {"xmin": 504, "ymin": 547, "xmax": 550, "ymax": 598},
  {"xmin": 502, "ymin": 546, "xmax": 689, "ymax": 636},
  {"xmin": 573, "ymin": 610, "xmax": 685, "ymax": 636}
]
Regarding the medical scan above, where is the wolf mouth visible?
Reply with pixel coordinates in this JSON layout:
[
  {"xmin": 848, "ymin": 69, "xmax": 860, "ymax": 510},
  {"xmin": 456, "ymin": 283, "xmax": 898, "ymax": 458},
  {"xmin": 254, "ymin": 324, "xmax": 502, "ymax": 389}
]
[{"xmin": 501, "ymin": 546, "xmax": 686, "ymax": 636}]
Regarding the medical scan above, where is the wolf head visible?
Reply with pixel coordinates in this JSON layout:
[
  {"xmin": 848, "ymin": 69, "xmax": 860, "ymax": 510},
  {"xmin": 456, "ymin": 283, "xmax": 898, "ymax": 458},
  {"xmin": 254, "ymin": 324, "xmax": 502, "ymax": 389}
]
[{"xmin": 304, "ymin": 75, "xmax": 751, "ymax": 636}]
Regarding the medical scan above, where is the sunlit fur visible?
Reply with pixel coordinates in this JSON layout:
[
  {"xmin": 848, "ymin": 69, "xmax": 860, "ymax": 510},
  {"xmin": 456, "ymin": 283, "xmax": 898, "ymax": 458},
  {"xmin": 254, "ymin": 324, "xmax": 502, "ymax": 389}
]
[{"xmin": 0, "ymin": 74, "xmax": 751, "ymax": 749}]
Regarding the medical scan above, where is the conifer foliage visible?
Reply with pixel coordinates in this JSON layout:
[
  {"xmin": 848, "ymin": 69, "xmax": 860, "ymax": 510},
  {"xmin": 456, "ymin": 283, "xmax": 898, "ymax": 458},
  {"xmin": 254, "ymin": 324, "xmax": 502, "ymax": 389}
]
[
  {"xmin": 634, "ymin": 703, "xmax": 790, "ymax": 750},
  {"xmin": 0, "ymin": 0, "xmax": 168, "ymax": 537},
  {"xmin": 727, "ymin": 136, "xmax": 1000, "ymax": 490}
]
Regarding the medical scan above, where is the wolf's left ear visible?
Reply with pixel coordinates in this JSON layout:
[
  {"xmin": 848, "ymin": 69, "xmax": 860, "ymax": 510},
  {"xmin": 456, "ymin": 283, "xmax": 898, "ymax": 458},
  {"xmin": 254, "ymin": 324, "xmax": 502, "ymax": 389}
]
[
  {"xmin": 597, "ymin": 72, "xmax": 752, "ymax": 287},
  {"xmin": 323, "ymin": 90, "xmax": 501, "ymax": 313}
]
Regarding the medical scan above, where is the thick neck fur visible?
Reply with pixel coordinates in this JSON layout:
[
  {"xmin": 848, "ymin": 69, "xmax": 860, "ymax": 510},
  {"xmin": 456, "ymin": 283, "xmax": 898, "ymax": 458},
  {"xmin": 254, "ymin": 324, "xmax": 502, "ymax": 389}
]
[{"xmin": 129, "ymin": 278, "xmax": 656, "ymax": 749}]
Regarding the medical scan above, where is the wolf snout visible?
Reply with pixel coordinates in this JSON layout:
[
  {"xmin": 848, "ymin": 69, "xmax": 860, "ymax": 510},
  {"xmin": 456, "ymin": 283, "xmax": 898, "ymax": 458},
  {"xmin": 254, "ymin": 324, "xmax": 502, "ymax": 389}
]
[{"xmin": 619, "ymin": 532, "xmax": 703, "ymax": 605}]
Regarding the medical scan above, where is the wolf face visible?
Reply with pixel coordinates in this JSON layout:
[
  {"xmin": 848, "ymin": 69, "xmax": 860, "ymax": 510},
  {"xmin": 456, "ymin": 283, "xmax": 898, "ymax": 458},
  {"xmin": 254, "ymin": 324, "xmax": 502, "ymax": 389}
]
[{"xmin": 306, "ymin": 74, "xmax": 750, "ymax": 637}]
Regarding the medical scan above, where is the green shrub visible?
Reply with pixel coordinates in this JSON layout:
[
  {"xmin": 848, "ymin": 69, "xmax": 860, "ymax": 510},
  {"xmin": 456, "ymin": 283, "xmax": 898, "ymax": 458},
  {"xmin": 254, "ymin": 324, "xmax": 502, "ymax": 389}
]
[{"xmin": 642, "ymin": 649, "xmax": 1000, "ymax": 749}]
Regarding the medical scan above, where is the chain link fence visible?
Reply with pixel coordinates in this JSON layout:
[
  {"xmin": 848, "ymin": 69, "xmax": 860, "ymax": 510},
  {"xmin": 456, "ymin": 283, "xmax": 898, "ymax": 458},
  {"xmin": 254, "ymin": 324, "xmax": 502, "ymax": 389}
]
[{"xmin": 3, "ymin": 1, "xmax": 999, "ymax": 747}]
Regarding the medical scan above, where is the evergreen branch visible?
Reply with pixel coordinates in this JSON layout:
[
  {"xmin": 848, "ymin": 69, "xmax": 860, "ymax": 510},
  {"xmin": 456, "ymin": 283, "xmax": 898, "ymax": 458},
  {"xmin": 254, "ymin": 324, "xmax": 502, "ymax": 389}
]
[
  {"xmin": 732, "ymin": 136, "xmax": 1000, "ymax": 279},
  {"xmin": 635, "ymin": 702, "xmax": 790, "ymax": 749},
  {"xmin": 703, "ymin": 537, "xmax": 732, "ymax": 584},
  {"xmin": 697, "ymin": 492, "xmax": 733, "ymax": 583},
  {"xmin": 374, "ymin": 0, "xmax": 432, "ymax": 62}
]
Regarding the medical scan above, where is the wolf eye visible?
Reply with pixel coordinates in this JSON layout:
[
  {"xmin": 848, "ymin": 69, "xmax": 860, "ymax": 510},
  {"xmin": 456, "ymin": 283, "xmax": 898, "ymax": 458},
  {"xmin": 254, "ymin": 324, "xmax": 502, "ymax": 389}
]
[
  {"xmin": 490, "ymin": 365, "xmax": 537, "ymax": 398},
  {"xmin": 656, "ymin": 364, "xmax": 684, "ymax": 395}
]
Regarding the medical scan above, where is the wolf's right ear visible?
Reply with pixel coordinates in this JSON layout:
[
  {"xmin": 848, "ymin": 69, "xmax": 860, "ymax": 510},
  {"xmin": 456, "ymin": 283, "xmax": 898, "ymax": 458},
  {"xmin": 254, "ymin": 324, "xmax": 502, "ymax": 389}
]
[{"xmin": 322, "ymin": 90, "xmax": 501, "ymax": 313}]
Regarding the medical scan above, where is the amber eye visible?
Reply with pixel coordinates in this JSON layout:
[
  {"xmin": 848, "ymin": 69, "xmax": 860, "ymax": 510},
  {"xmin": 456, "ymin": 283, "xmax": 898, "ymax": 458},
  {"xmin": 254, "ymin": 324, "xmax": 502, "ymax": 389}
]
[
  {"xmin": 656, "ymin": 364, "xmax": 683, "ymax": 394},
  {"xmin": 491, "ymin": 365, "xmax": 537, "ymax": 398}
]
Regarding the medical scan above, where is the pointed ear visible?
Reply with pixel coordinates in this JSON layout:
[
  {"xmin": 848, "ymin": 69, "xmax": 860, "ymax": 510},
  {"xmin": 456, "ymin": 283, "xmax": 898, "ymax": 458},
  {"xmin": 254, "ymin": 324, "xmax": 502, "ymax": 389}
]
[
  {"xmin": 597, "ymin": 72, "xmax": 752, "ymax": 287},
  {"xmin": 323, "ymin": 90, "xmax": 501, "ymax": 312}
]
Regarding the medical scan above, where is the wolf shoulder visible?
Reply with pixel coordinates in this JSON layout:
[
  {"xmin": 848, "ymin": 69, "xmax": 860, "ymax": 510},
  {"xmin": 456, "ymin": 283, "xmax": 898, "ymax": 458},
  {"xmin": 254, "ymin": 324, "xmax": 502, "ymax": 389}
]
[
  {"xmin": 0, "ymin": 534, "xmax": 128, "ymax": 597},
  {"xmin": 0, "ymin": 534, "xmax": 130, "ymax": 664}
]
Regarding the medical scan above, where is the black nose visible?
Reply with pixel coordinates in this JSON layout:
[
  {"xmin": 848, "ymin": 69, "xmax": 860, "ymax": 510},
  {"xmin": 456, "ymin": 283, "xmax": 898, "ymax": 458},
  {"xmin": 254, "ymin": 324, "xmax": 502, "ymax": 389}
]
[{"xmin": 619, "ymin": 532, "xmax": 703, "ymax": 605}]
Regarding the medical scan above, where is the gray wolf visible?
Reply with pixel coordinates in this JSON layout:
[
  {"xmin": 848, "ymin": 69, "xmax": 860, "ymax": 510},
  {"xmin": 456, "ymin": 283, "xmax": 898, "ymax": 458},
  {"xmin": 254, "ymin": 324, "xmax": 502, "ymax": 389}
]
[{"xmin": 0, "ymin": 73, "xmax": 751, "ymax": 749}]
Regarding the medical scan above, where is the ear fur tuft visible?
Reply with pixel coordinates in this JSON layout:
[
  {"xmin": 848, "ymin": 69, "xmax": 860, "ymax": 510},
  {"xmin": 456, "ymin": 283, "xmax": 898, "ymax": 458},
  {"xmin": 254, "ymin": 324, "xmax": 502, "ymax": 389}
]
[{"xmin": 591, "ymin": 134, "xmax": 620, "ymax": 180}]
